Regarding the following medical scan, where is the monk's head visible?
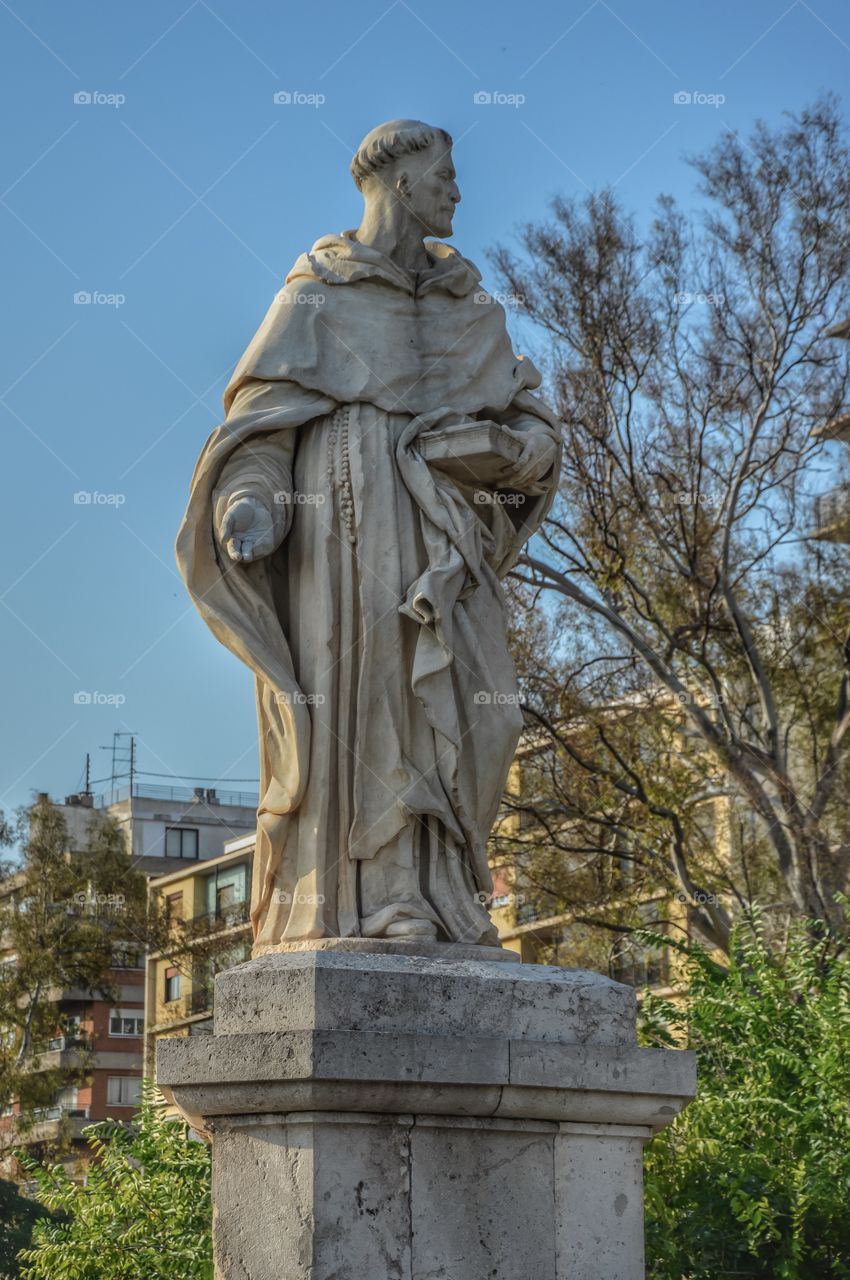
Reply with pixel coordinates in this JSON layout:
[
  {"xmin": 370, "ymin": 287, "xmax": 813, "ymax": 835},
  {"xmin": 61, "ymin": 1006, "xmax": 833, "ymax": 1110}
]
[{"xmin": 351, "ymin": 119, "xmax": 460, "ymax": 239}]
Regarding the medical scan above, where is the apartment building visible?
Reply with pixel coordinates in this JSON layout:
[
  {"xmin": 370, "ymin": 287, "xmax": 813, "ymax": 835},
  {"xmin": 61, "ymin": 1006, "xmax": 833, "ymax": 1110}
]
[
  {"xmin": 486, "ymin": 738, "xmax": 727, "ymax": 996},
  {"xmin": 81, "ymin": 779, "xmax": 258, "ymax": 875},
  {"xmin": 810, "ymin": 318, "xmax": 850, "ymax": 542}
]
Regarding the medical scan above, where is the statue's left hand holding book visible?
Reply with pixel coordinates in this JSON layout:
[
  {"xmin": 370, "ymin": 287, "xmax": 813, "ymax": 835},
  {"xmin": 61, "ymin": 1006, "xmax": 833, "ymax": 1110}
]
[{"xmin": 418, "ymin": 416, "xmax": 558, "ymax": 494}]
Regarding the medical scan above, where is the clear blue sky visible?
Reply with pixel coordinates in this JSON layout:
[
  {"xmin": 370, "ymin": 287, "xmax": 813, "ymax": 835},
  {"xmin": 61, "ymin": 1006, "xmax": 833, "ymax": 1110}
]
[{"xmin": 2, "ymin": 0, "xmax": 849, "ymax": 814}]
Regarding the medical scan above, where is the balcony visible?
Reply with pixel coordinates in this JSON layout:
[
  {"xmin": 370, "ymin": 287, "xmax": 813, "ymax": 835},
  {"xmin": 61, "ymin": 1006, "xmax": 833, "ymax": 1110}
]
[
  {"xmin": 810, "ymin": 488, "xmax": 850, "ymax": 543},
  {"xmin": 31, "ymin": 1104, "xmax": 90, "ymax": 1122},
  {"xmin": 0, "ymin": 1105, "xmax": 92, "ymax": 1152},
  {"xmin": 33, "ymin": 1034, "xmax": 92, "ymax": 1054},
  {"xmin": 26, "ymin": 1034, "xmax": 93, "ymax": 1072},
  {"xmin": 189, "ymin": 900, "xmax": 250, "ymax": 932},
  {"xmin": 151, "ymin": 901, "xmax": 251, "ymax": 964}
]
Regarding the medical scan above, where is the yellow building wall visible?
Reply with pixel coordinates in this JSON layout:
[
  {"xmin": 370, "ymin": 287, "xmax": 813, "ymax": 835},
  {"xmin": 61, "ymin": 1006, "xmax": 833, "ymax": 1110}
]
[{"xmin": 150, "ymin": 867, "xmax": 207, "ymax": 1028}]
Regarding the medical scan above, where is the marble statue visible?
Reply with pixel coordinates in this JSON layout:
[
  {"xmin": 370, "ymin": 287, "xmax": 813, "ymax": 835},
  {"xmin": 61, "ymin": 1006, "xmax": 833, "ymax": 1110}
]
[{"xmin": 177, "ymin": 119, "xmax": 561, "ymax": 951}]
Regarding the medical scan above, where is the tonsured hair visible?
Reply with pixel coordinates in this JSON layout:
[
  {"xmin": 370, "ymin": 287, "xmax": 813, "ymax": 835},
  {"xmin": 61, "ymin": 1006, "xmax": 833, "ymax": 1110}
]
[{"xmin": 350, "ymin": 119, "xmax": 453, "ymax": 190}]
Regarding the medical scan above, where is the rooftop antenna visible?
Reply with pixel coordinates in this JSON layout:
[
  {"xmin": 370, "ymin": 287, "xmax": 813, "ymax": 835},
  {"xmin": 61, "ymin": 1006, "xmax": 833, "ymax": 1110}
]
[{"xmin": 99, "ymin": 732, "xmax": 138, "ymax": 805}]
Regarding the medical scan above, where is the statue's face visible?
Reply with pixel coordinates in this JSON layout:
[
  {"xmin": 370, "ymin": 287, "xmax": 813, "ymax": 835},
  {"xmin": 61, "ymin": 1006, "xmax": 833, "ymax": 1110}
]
[{"xmin": 397, "ymin": 143, "xmax": 460, "ymax": 238}]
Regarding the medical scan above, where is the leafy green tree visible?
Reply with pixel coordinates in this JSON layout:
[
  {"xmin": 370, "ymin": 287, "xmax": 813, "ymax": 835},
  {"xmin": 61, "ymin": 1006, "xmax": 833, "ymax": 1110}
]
[
  {"xmin": 16, "ymin": 1090, "xmax": 211, "ymax": 1280},
  {"xmin": 492, "ymin": 96, "xmax": 850, "ymax": 955},
  {"xmin": 640, "ymin": 910, "xmax": 850, "ymax": 1278},
  {"xmin": 0, "ymin": 798, "xmax": 156, "ymax": 1132}
]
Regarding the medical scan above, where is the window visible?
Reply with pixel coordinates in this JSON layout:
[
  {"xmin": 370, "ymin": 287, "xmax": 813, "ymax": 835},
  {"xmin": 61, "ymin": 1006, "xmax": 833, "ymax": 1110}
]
[
  {"xmin": 164, "ymin": 967, "xmax": 181, "ymax": 1002},
  {"xmin": 609, "ymin": 913, "xmax": 669, "ymax": 989},
  {"xmin": 191, "ymin": 940, "xmax": 250, "ymax": 1012},
  {"xmin": 204, "ymin": 863, "xmax": 248, "ymax": 919},
  {"xmin": 165, "ymin": 828, "xmax": 199, "ymax": 859},
  {"xmin": 216, "ymin": 883, "xmax": 236, "ymax": 914},
  {"xmin": 111, "ymin": 945, "xmax": 144, "ymax": 969},
  {"xmin": 109, "ymin": 1008, "xmax": 144, "ymax": 1037},
  {"xmin": 165, "ymin": 891, "xmax": 184, "ymax": 920},
  {"xmin": 106, "ymin": 1076, "xmax": 141, "ymax": 1107}
]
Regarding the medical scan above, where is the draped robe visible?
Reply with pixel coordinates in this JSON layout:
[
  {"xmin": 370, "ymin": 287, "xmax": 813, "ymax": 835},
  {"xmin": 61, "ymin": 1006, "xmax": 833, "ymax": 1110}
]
[{"xmin": 176, "ymin": 232, "xmax": 561, "ymax": 951}]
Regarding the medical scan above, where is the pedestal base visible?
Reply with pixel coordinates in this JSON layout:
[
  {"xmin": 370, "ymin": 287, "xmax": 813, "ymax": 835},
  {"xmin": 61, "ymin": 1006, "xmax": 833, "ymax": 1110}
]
[
  {"xmin": 157, "ymin": 948, "xmax": 694, "ymax": 1280},
  {"xmin": 252, "ymin": 936, "xmax": 519, "ymax": 963}
]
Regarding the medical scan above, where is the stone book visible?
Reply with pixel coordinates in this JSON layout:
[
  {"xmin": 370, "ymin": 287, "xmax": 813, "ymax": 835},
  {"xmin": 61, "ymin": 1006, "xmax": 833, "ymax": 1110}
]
[{"xmin": 418, "ymin": 421, "xmax": 523, "ymax": 485}]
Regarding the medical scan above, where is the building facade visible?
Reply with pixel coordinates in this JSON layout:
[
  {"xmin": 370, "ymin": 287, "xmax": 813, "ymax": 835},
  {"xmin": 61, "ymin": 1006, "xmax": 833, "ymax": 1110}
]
[
  {"xmin": 144, "ymin": 835, "xmax": 253, "ymax": 1082},
  {"xmin": 810, "ymin": 319, "xmax": 850, "ymax": 543},
  {"xmin": 64, "ymin": 780, "xmax": 258, "ymax": 875}
]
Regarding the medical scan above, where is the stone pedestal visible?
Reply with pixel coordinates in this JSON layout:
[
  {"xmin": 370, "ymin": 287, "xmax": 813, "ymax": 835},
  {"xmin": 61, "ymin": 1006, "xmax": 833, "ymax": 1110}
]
[{"xmin": 157, "ymin": 946, "xmax": 694, "ymax": 1279}]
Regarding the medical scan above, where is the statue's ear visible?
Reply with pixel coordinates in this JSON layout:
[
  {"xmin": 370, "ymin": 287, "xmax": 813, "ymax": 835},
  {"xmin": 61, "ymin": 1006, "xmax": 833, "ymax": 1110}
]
[{"xmin": 396, "ymin": 171, "xmax": 411, "ymax": 199}]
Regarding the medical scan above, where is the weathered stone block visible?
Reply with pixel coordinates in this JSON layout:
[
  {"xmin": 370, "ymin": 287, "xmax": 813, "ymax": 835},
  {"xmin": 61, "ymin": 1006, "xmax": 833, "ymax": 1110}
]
[{"xmin": 157, "ymin": 948, "xmax": 694, "ymax": 1279}]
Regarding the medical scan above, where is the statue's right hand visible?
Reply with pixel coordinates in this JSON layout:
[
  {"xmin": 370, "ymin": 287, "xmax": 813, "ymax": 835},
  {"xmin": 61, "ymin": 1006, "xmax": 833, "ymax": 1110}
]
[{"xmin": 218, "ymin": 496, "xmax": 276, "ymax": 564}]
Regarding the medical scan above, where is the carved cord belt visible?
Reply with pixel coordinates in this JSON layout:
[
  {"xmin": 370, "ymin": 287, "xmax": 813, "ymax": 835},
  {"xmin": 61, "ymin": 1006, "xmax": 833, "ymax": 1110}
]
[{"xmin": 325, "ymin": 406, "xmax": 356, "ymax": 545}]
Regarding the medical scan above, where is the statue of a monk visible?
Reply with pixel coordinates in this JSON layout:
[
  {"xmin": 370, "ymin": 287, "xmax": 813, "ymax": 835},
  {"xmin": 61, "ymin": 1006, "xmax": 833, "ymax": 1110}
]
[{"xmin": 177, "ymin": 119, "xmax": 561, "ymax": 951}]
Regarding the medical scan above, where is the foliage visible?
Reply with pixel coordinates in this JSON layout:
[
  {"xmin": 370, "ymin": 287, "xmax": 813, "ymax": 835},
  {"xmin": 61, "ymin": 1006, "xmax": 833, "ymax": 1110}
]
[
  {"xmin": 641, "ymin": 910, "xmax": 850, "ymax": 1278},
  {"xmin": 492, "ymin": 96, "xmax": 850, "ymax": 954},
  {"xmin": 0, "ymin": 799, "xmax": 151, "ymax": 1129},
  {"xmin": 16, "ymin": 1088, "xmax": 212, "ymax": 1280}
]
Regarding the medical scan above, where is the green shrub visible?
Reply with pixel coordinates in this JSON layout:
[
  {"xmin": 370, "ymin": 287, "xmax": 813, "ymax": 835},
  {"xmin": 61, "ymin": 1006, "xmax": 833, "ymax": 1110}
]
[
  {"xmin": 16, "ymin": 1088, "xmax": 211, "ymax": 1280},
  {"xmin": 641, "ymin": 911, "xmax": 850, "ymax": 1278}
]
